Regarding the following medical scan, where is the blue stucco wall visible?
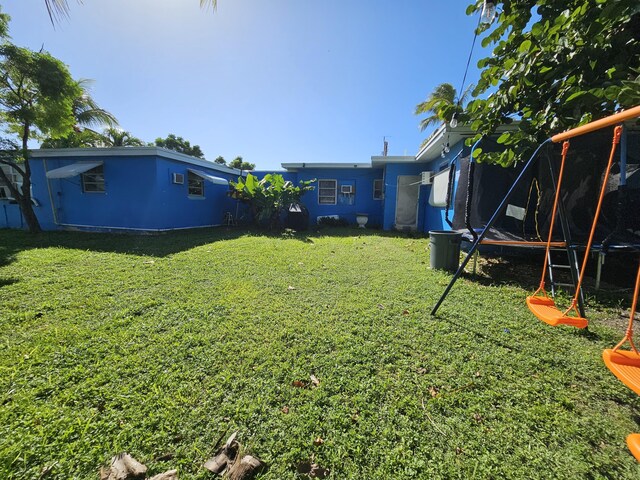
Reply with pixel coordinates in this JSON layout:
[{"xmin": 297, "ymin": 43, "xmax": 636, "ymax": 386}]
[
  {"xmin": 254, "ymin": 168, "xmax": 385, "ymax": 227},
  {"xmin": 1, "ymin": 145, "xmax": 474, "ymax": 234},
  {"xmin": 152, "ymin": 157, "xmax": 238, "ymax": 229},
  {"xmin": 0, "ymin": 202, "xmax": 25, "ymax": 229},
  {"xmin": 251, "ymin": 169, "xmax": 385, "ymax": 226},
  {"xmin": 297, "ymin": 168, "xmax": 385, "ymax": 226},
  {"xmin": 4, "ymin": 153, "xmax": 240, "ymax": 232},
  {"xmin": 0, "ymin": 159, "xmax": 55, "ymax": 230}
]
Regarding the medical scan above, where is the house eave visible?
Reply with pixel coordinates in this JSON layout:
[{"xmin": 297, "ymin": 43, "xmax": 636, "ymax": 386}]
[
  {"xmin": 370, "ymin": 156, "xmax": 416, "ymax": 167},
  {"xmin": 282, "ymin": 162, "xmax": 372, "ymax": 172},
  {"xmin": 29, "ymin": 147, "xmax": 243, "ymax": 175},
  {"xmin": 415, "ymin": 124, "xmax": 477, "ymax": 163}
]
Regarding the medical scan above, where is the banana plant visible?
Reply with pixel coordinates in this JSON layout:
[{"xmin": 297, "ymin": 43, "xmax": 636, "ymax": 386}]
[{"xmin": 230, "ymin": 173, "xmax": 315, "ymax": 229}]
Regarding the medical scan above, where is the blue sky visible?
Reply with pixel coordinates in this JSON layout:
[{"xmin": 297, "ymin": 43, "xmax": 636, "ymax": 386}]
[{"xmin": 5, "ymin": 0, "xmax": 488, "ymax": 170}]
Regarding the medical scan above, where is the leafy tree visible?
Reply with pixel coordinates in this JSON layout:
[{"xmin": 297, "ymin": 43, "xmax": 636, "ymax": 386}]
[
  {"xmin": 102, "ymin": 128, "xmax": 145, "ymax": 147},
  {"xmin": 229, "ymin": 173, "xmax": 314, "ymax": 229},
  {"xmin": 40, "ymin": 79, "xmax": 119, "ymax": 148},
  {"xmin": 40, "ymin": 128, "xmax": 103, "ymax": 148},
  {"xmin": 0, "ymin": 18, "xmax": 82, "ymax": 232},
  {"xmin": 214, "ymin": 156, "xmax": 227, "ymax": 165},
  {"xmin": 228, "ymin": 156, "xmax": 255, "ymax": 171},
  {"xmin": 466, "ymin": 0, "xmax": 640, "ymax": 166},
  {"xmin": 155, "ymin": 134, "xmax": 204, "ymax": 158},
  {"xmin": 415, "ymin": 82, "xmax": 472, "ymax": 132}
]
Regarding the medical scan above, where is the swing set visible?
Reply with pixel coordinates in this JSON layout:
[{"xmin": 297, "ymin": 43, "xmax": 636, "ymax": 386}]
[
  {"xmin": 431, "ymin": 105, "xmax": 640, "ymax": 460},
  {"xmin": 432, "ymin": 106, "xmax": 640, "ymax": 317},
  {"xmin": 526, "ymin": 125, "xmax": 623, "ymax": 329}
]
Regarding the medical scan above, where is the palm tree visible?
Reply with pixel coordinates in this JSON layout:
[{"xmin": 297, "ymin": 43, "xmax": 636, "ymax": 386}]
[
  {"xmin": 40, "ymin": 129, "xmax": 103, "ymax": 148},
  {"xmin": 100, "ymin": 127, "xmax": 145, "ymax": 147},
  {"xmin": 415, "ymin": 83, "xmax": 472, "ymax": 131},
  {"xmin": 40, "ymin": 79, "xmax": 118, "ymax": 148},
  {"xmin": 73, "ymin": 79, "xmax": 118, "ymax": 130},
  {"xmin": 44, "ymin": 0, "xmax": 217, "ymax": 23}
]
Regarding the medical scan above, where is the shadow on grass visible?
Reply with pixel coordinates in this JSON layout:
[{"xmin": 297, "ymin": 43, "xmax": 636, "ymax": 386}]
[
  {"xmin": 458, "ymin": 251, "xmax": 638, "ymax": 310},
  {"xmin": 0, "ymin": 225, "xmax": 425, "ymax": 268},
  {"xmin": 434, "ymin": 312, "xmax": 523, "ymax": 354},
  {"xmin": 0, "ymin": 277, "xmax": 18, "ymax": 288}
]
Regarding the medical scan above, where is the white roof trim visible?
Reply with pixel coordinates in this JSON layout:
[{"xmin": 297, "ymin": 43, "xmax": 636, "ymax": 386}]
[
  {"xmin": 188, "ymin": 169, "xmax": 229, "ymax": 185},
  {"xmin": 415, "ymin": 123, "xmax": 521, "ymax": 163},
  {"xmin": 31, "ymin": 147, "xmax": 242, "ymax": 176},
  {"xmin": 46, "ymin": 161, "xmax": 103, "ymax": 179},
  {"xmin": 370, "ymin": 155, "xmax": 415, "ymax": 166},
  {"xmin": 282, "ymin": 162, "xmax": 372, "ymax": 171}
]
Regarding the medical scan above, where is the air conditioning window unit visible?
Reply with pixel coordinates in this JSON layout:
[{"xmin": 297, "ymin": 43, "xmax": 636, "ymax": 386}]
[
  {"xmin": 172, "ymin": 173, "xmax": 185, "ymax": 184},
  {"xmin": 340, "ymin": 185, "xmax": 353, "ymax": 194},
  {"xmin": 421, "ymin": 171, "xmax": 433, "ymax": 185}
]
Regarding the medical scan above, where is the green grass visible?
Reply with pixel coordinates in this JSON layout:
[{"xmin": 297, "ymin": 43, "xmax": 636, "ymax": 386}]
[{"xmin": 0, "ymin": 227, "xmax": 639, "ymax": 479}]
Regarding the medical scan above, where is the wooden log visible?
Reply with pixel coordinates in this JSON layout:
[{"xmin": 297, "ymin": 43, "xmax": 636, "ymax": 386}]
[
  {"xmin": 226, "ymin": 455, "xmax": 264, "ymax": 480},
  {"xmin": 148, "ymin": 470, "xmax": 178, "ymax": 480},
  {"xmin": 101, "ymin": 453, "xmax": 147, "ymax": 480},
  {"xmin": 203, "ymin": 431, "xmax": 239, "ymax": 475}
]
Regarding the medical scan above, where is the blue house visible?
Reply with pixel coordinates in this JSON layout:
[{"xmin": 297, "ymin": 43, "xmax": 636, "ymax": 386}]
[
  {"xmin": 1, "ymin": 147, "xmax": 243, "ymax": 232},
  {"xmin": 0, "ymin": 124, "xmax": 479, "ymax": 234},
  {"xmin": 255, "ymin": 124, "xmax": 474, "ymax": 233}
]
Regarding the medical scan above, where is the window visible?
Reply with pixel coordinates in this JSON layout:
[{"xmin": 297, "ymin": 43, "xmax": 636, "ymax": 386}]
[
  {"xmin": 318, "ymin": 179, "xmax": 337, "ymax": 205},
  {"xmin": 188, "ymin": 170, "xmax": 204, "ymax": 197},
  {"xmin": 81, "ymin": 165, "xmax": 105, "ymax": 193},
  {"xmin": 373, "ymin": 179, "xmax": 383, "ymax": 200},
  {"xmin": 0, "ymin": 165, "xmax": 23, "ymax": 198},
  {"xmin": 428, "ymin": 168, "xmax": 449, "ymax": 207}
]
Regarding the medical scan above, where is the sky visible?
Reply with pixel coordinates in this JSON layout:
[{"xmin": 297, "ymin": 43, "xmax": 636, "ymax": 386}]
[{"xmin": 4, "ymin": 0, "xmax": 489, "ymax": 170}]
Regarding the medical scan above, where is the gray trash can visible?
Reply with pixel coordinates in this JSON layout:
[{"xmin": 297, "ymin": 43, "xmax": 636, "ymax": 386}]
[{"xmin": 429, "ymin": 230, "xmax": 462, "ymax": 272}]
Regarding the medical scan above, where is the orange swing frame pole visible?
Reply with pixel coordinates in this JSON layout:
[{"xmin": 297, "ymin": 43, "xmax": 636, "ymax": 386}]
[
  {"xmin": 531, "ymin": 140, "xmax": 571, "ymax": 298},
  {"xmin": 528, "ymin": 111, "xmax": 629, "ymax": 328},
  {"xmin": 612, "ymin": 262, "xmax": 640, "ymax": 354},
  {"xmin": 551, "ymin": 105, "xmax": 640, "ymax": 143},
  {"xmin": 562, "ymin": 126, "xmax": 622, "ymax": 317}
]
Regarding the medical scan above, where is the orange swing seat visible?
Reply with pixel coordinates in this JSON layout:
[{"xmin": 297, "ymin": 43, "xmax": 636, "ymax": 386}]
[
  {"xmin": 526, "ymin": 296, "xmax": 588, "ymax": 329},
  {"xmin": 602, "ymin": 349, "xmax": 640, "ymax": 396},
  {"xmin": 627, "ymin": 434, "xmax": 640, "ymax": 462},
  {"xmin": 603, "ymin": 263, "xmax": 640, "ymax": 395},
  {"xmin": 527, "ymin": 126, "xmax": 623, "ymax": 329}
]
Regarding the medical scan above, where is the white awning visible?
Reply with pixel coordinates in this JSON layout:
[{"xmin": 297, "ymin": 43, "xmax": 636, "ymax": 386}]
[
  {"xmin": 46, "ymin": 161, "xmax": 103, "ymax": 179},
  {"xmin": 188, "ymin": 169, "xmax": 228, "ymax": 185}
]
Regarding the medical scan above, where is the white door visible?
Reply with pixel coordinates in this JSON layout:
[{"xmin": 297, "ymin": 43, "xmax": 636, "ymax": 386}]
[{"xmin": 395, "ymin": 175, "xmax": 420, "ymax": 230}]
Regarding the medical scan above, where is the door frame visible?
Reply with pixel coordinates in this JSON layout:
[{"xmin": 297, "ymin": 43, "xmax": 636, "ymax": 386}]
[{"xmin": 394, "ymin": 175, "xmax": 420, "ymax": 230}]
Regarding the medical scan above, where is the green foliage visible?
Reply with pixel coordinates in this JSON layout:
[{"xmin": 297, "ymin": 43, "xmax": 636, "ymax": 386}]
[
  {"xmin": 0, "ymin": 29, "xmax": 83, "ymax": 232},
  {"xmin": 230, "ymin": 173, "xmax": 314, "ymax": 228},
  {"xmin": 40, "ymin": 80, "xmax": 118, "ymax": 149},
  {"xmin": 0, "ymin": 7, "xmax": 9, "ymax": 38},
  {"xmin": 102, "ymin": 127, "xmax": 145, "ymax": 147},
  {"xmin": 72, "ymin": 78, "xmax": 118, "ymax": 130},
  {"xmin": 0, "ymin": 44, "xmax": 81, "ymax": 144},
  {"xmin": 40, "ymin": 128, "xmax": 104, "ymax": 148},
  {"xmin": 214, "ymin": 155, "xmax": 227, "ymax": 165},
  {"xmin": 228, "ymin": 155, "xmax": 255, "ymax": 171},
  {"xmin": 466, "ymin": 0, "xmax": 640, "ymax": 166},
  {"xmin": 155, "ymin": 134, "xmax": 204, "ymax": 158},
  {"xmin": 1, "ymin": 229, "xmax": 639, "ymax": 478}
]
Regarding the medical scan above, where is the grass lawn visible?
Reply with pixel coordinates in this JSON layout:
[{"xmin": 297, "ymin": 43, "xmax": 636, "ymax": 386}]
[{"xmin": 1, "ymin": 227, "xmax": 639, "ymax": 479}]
